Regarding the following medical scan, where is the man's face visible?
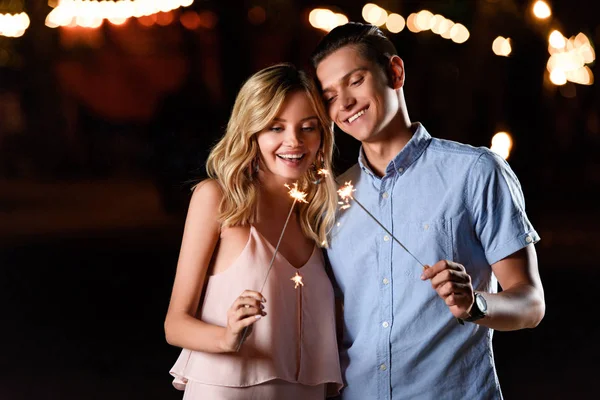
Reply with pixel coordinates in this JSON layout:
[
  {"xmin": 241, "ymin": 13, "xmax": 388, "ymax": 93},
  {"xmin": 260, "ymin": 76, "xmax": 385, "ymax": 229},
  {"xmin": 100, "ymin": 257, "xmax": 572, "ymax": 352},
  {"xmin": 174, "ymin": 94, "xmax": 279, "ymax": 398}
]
[{"xmin": 316, "ymin": 45, "xmax": 400, "ymax": 144}]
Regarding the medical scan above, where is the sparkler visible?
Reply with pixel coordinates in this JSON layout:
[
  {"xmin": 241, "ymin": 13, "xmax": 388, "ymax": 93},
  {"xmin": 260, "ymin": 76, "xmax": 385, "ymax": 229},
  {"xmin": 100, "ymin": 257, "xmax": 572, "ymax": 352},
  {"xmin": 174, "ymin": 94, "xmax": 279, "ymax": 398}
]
[
  {"xmin": 311, "ymin": 168, "xmax": 330, "ymax": 184},
  {"xmin": 235, "ymin": 181, "xmax": 309, "ymax": 351},
  {"xmin": 337, "ymin": 181, "xmax": 425, "ymax": 269},
  {"xmin": 257, "ymin": 181, "xmax": 308, "ymax": 292},
  {"xmin": 339, "ymin": 181, "xmax": 463, "ymax": 325}
]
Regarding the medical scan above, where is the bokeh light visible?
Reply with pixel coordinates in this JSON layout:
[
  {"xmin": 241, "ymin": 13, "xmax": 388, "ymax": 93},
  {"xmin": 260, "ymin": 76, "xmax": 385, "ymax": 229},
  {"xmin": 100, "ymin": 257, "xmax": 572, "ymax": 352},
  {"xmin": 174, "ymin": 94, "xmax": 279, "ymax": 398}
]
[
  {"xmin": 490, "ymin": 132, "xmax": 513, "ymax": 160},
  {"xmin": 0, "ymin": 12, "xmax": 30, "ymax": 37},
  {"xmin": 248, "ymin": 6, "xmax": 266, "ymax": 25},
  {"xmin": 532, "ymin": 1, "xmax": 552, "ymax": 19},
  {"xmin": 492, "ymin": 36, "xmax": 512, "ymax": 56},
  {"xmin": 46, "ymin": 0, "xmax": 196, "ymax": 29},
  {"xmin": 386, "ymin": 13, "xmax": 405, "ymax": 33},
  {"xmin": 309, "ymin": 8, "xmax": 348, "ymax": 32},
  {"xmin": 546, "ymin": 30, "xmax": 595, "ymax": 87}
]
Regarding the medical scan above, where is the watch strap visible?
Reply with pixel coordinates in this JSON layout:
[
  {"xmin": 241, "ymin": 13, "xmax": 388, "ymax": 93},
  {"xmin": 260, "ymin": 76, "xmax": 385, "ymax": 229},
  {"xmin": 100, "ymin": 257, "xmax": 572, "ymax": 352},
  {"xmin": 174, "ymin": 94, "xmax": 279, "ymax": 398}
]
[{"xmin": 464, "ymin": 293, "xmax": 487, "ymax": 322}]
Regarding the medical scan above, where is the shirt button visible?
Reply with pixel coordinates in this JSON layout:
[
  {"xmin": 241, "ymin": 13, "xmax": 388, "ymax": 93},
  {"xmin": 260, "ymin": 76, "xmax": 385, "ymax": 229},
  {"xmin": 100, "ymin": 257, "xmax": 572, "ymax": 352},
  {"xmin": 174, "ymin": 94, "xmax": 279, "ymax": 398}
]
[
  {"xmin": 380, "ymin": 364, "xmax": 387, "ymax": 371},
  {"xmin": 383, "ymin": 235, "xmax": 390, "ymax": 242},
  {"xmin": 525, "ymin": 235, "xmax": 533, "ymax": 243},
  {"xmin": 382, "ymin": 321, "xmax": 389, "ymax": 328},
  {"xmin": 382, "ymin": 278, "xmax": 389, "ymax": 285},
  {"xmin": 382, "ymin": 192, "xmax": 389, "ymax": 199},
  {"xmin": 398, "ymin": 167, "xmax": 404, "ymax": 173}
]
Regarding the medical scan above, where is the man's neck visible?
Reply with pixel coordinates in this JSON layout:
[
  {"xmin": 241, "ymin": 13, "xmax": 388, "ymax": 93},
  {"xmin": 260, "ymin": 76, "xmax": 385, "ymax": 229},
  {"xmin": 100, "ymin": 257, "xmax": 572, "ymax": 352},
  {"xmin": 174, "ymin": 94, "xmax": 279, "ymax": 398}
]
[{"xmin": 362, "ymin": 121, "xmax": 414, "ymax": 177}]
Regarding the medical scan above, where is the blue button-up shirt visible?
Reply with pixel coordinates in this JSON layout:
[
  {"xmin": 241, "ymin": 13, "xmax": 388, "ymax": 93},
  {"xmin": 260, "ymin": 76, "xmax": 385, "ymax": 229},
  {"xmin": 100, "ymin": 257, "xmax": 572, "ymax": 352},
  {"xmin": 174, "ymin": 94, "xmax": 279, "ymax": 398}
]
[{"xmin": 326, "ymin": 123, "xmax": 539, "ymax": 400}]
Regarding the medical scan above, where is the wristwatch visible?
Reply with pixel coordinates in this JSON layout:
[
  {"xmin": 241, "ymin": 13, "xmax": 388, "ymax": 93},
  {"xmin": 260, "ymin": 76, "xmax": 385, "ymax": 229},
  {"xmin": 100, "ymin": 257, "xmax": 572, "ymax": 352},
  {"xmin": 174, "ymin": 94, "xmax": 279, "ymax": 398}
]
[{"xmin": 464, "ymin": 292, "xmax": 488, "ymax": 322}]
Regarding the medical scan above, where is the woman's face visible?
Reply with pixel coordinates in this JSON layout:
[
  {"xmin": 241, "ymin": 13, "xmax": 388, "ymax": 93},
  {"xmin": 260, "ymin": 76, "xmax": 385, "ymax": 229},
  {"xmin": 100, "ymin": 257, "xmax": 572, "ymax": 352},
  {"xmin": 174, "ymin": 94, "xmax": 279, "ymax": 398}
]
[{"xmin": 256, "ymin": 90, "xmax": 322, "ymax": 183}]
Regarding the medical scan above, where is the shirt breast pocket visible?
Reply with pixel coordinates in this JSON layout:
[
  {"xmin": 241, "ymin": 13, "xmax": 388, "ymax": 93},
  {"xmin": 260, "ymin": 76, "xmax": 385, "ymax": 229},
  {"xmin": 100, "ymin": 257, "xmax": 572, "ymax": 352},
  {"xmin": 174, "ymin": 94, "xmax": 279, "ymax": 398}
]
[{"xmin": 394, "ymin": 218, "xmax": 454, "ymax": 269}]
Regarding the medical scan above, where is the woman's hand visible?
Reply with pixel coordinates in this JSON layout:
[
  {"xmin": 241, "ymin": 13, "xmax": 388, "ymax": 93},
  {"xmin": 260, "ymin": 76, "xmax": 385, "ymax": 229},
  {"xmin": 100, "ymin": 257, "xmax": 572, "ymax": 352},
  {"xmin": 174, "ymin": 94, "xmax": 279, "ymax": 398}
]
[{"xmin": 221, "ymin": 290, "xmax": 267, "ymax": 352}]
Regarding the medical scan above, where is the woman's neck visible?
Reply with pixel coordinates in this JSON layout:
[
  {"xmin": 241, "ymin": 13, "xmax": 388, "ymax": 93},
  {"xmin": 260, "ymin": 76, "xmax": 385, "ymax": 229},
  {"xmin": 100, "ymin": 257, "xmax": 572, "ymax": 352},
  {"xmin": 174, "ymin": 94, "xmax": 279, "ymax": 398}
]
[{"xmin": 256, "ymin": 172, "xmax": 297, "ymax": 206}]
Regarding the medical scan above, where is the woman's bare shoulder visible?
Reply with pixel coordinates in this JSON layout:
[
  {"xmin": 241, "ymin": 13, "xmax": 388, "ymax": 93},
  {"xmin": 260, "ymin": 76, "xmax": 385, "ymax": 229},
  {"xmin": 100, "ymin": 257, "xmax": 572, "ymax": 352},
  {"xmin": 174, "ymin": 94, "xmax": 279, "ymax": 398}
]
[
  {"xmin": 190, "ymin": 179, "xmax": 224, "ymax": 206},
  {"xmin": 183, "ymin": 179, "xmax": 224, "ymax": 230}
]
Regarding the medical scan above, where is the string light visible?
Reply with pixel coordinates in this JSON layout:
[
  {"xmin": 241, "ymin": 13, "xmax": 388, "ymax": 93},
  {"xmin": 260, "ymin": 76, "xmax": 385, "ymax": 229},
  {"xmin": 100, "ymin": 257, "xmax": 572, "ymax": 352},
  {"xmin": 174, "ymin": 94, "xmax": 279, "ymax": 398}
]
[
  {"xmin": 308, "ymin": 8, "xmax": 348, "ymax": 32},
  {"xmin": 385, "ymin": 13, "xmax": 405, "ymax": 33},
  {"xmin": 46, "ymin": 0, "xmax": 195, "ymax": 29},
  {"xmin": 546, "ymin": 30, "xmax": 595, "ymax": 86},
  {"xmin": 357, "ymin": 5, "xmax": 470, "ymax": 44},
  {"xmin": 0, "ymin": 12, "xmax": 30, "ymax": 38}
]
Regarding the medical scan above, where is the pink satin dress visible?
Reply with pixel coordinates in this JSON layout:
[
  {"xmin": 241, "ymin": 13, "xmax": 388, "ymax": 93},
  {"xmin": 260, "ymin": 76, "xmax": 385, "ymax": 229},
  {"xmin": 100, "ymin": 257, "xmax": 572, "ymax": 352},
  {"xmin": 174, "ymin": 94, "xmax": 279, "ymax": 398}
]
[{"xmin": 169, "ymin": 225, "xmax": 343, "ymax": 399}]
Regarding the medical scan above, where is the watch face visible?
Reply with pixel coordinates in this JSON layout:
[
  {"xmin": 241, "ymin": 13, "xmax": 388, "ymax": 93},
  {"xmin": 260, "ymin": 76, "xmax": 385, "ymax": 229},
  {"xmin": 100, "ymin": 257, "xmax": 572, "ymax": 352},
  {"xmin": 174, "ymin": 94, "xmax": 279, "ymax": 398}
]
[{"xmin": 476, "ymin": 294, "xmax": 487, "ymax": 312}]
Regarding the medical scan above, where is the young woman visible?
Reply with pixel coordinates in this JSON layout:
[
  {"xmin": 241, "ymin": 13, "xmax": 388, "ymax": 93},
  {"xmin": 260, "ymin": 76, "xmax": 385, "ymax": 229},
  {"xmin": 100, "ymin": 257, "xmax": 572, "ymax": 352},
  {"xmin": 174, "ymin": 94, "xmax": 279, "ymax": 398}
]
[{"xmin": 164, "ymin": 63, "xmax": 343, "ymax": 399}]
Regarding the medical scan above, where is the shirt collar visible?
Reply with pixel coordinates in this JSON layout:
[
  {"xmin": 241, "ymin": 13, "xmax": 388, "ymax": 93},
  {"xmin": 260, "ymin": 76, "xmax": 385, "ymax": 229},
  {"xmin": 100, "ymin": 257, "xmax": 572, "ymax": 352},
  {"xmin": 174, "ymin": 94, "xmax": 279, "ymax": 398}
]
[{"xmin": 357, "ymin": 122, "xmax": 432, "ymax": 177}]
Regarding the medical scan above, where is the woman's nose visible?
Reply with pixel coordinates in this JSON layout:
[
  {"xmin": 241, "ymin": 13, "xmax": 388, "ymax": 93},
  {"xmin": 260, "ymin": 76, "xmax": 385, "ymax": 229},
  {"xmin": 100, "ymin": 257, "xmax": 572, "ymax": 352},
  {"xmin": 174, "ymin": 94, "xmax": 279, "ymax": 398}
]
[{"xmin": 283, "ymin": 129, "xmax": 301, "ymax": 147}]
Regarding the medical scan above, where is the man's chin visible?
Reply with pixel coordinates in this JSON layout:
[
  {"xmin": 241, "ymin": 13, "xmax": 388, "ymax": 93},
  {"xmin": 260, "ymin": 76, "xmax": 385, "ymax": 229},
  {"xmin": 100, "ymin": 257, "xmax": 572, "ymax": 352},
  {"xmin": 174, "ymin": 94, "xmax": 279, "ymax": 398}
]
[{"xmin": 347, "ymin": 130, "xmax": 374, "ymax": 143}]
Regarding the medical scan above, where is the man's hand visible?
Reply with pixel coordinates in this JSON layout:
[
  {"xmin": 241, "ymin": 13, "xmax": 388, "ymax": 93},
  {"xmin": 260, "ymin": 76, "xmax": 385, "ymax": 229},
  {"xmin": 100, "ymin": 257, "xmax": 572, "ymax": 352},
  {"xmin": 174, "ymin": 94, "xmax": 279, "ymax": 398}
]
[{"xmin": 421, "ymin": 260, "xmax": 474, "ymax": 319}]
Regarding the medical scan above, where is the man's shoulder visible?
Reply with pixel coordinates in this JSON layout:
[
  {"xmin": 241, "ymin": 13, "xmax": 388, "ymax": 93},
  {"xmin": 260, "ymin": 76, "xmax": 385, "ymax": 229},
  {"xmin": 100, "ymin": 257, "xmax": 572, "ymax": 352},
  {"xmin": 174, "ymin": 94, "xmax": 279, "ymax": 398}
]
[
  {"xmin": 428, "ymin": 136, "xmax": 492, "ymax": 158},
  {"xmin": 334, "ymin": 163, "xmax": 361, "ymax": 184},
  {"xmin": 427, "ymin": 137, "xmax": 508, "ymax": 169},
  {"xmin": 427, "ymin": 136, "xmax": 518, "ymax": 187}
]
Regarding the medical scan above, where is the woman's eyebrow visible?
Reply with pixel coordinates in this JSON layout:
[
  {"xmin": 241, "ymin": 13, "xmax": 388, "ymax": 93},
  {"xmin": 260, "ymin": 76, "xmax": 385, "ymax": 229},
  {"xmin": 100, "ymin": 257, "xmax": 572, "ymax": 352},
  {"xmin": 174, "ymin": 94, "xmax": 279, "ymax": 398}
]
[{"xmin": 273, "ymin": 116, "xmax": 318, "ymax": 122}]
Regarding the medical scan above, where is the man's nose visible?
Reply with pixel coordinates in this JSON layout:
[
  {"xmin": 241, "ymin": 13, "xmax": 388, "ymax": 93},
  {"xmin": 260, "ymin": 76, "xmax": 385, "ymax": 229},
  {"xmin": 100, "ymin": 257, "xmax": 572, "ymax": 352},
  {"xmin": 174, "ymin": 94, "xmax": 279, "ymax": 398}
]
[{"xmin": 339, "ymin": 92, "xmax": 356, "ymax": 111}]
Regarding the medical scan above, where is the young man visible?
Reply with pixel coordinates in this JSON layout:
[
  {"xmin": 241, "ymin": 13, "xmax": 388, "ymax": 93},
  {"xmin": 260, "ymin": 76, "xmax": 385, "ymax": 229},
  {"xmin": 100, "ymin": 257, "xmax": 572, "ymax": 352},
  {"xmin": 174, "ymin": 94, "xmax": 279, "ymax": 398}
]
[{"xmin": 312, "ymin": 22, "xmax": 545, "ymax": 399}]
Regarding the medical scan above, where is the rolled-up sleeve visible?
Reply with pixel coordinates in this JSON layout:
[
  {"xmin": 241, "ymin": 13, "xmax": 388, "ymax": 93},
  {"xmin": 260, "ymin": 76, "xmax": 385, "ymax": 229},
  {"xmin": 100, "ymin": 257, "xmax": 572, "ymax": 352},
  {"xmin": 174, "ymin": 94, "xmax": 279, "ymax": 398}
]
[{"xmin": 466, "ymin": 151, "xmax": 540, "ymax": 265}]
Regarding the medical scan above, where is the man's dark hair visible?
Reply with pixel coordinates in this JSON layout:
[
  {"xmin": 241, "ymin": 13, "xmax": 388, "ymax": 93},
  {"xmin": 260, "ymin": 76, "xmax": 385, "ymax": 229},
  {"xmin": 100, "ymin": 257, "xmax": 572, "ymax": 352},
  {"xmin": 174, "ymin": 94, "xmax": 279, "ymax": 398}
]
[{"xmin": 310, "ymin": 22, "xmax": 398, "ymax": 74}]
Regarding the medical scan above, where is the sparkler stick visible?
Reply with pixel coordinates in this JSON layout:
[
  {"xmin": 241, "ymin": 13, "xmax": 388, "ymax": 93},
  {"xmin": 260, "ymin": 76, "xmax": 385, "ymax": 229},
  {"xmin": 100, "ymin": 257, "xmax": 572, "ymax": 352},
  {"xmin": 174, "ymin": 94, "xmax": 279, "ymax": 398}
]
[
  {"xmin": 235, "ymin": 181, "xmax": 308, "ymax": 352},
  {"xmin": 338, "ymin": 181, "xmax": 463, "ymax": 325},
  {"xmin": 337, "ymin": 182, "xmax": 425, "ymax": 269},
  {"xmin": 258, "ymin": 182, "xmax": 308, "ymax": 292}
]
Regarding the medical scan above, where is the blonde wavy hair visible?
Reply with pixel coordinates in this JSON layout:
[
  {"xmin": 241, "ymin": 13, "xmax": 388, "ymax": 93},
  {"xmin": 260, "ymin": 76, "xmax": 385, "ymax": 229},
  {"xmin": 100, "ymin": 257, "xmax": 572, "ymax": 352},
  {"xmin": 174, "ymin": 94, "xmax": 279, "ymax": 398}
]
[{"xmin": 206, "ymin": 63, "xmax": 338, "ymax": 247}]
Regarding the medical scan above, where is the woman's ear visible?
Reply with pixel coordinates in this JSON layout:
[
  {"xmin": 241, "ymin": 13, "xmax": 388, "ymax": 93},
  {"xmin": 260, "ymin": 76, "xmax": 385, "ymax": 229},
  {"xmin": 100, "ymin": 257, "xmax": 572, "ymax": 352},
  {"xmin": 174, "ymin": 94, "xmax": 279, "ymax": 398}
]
[{"xmin": 388, "ymin": 55, "xmax": 405, "ymax": 89}]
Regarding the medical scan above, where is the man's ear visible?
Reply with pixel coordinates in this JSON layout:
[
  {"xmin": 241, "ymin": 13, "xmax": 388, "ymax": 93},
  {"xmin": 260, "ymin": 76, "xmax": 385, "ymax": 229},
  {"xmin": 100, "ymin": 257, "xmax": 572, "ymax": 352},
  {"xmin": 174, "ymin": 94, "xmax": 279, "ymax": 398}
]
[{"xmin": 388, "ymin": 55, "xmax": 405, "ymax": 89}]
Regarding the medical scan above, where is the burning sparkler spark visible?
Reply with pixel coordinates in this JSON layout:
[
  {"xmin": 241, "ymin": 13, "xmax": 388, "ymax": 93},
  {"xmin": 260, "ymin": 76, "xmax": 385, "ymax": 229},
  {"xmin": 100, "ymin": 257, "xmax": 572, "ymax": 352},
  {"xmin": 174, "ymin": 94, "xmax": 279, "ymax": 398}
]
[
  {"xmin": 285, "ymin": 182, "xmax": 309, "ymax": 203},
  {"xmin": 337, "ymin": 181, "xmax": 354, "ymax": 199},
  {"xmin": 337, "ymin": 181, "xmax": 355, "ymax": 209},
  {"xmin": 290, "ymin": 272, "xmax": 304, "ymax": 289},
  {"xmin": 312, "ymin": 168, "xmax": 330, "ymax": 185}
]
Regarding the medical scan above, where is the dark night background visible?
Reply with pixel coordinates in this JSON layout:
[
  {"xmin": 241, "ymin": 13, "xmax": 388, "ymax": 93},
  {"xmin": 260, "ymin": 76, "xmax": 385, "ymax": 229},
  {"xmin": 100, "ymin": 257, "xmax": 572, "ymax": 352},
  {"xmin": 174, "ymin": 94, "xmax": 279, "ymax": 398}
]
[{"xmin": 1, "ymin": 0, "xmax": 598, "ymax": 399}]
